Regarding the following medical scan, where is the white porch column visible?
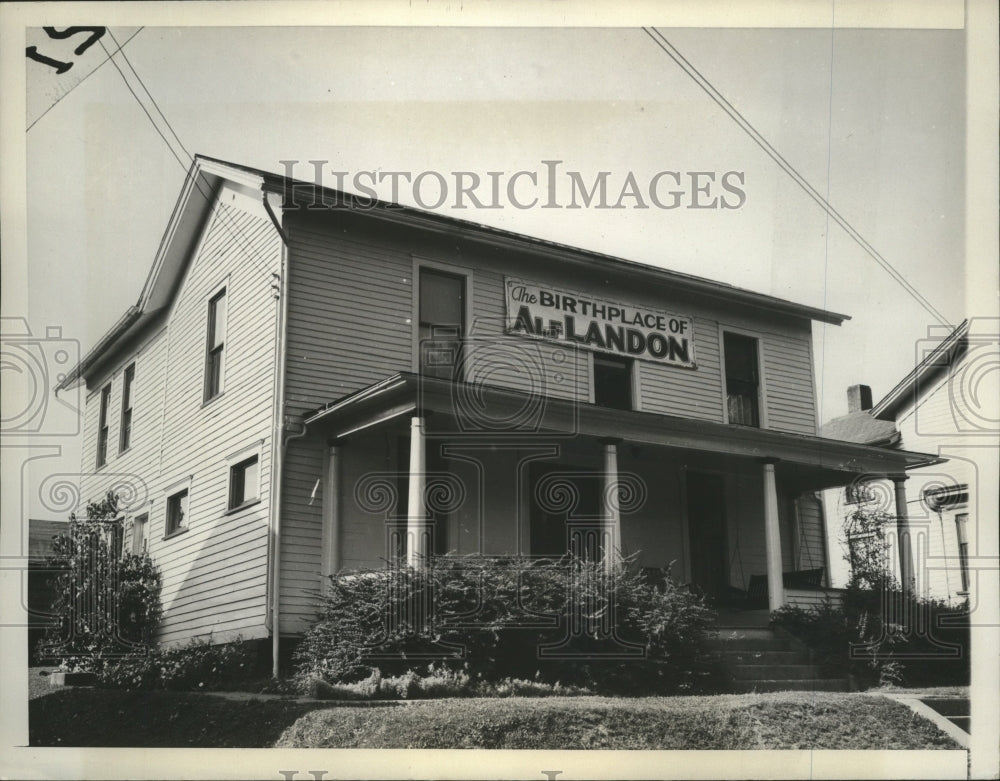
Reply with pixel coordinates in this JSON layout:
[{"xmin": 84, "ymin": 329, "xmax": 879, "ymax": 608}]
[
  {"xmin": 406, "ymin": 416, "xmax": 428, "ymax": 567},
  {"xmin": 602, "ymin": 440, "xmax": 622, "ymax": 572},
  {"xmin": 892, "ymin": 474, "xmax": 915, "ymax": 597},
  {"xmin": 320, "ymin": 444, "xmax": 340, "ymax": 582},
  {"xmin": 762, "ymin": 460, "xmax": 785, "ymax": 612}
]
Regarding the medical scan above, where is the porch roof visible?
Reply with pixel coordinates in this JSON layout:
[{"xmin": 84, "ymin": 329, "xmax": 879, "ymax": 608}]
[{"xmin": 303, "ymin": 373, "xmax": 944, "ymax": 481}]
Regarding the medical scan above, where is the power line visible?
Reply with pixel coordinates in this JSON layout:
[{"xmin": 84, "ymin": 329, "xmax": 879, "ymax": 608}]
[
  {"xmin": 96, "ymin": 34, "xmax": 281, "ymax": 287},
  {"xmin": 642, "ymin": 26, "xmax": 952, "ymax": 328},
  {"xmin": 27, "ymin": 27, "xmax": 145, "ymax": 132}
]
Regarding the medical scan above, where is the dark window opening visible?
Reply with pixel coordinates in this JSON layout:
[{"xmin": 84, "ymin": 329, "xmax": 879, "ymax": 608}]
[
  {"xmin": 419, "ymin": 268, "xmax": 465, "ymax": 380},
  {"xmin": 204, "ymin": 289, "xmax": 226, "ymax": 401},
  {"xmin": 955, "ymin": 513, "xmax": 970, "ymax": 593},
  {"xmin": 166, "ymin": 489, "xmax": 188, "ymax": 536},
  {"xmin": 593, "ymin": 355, "xmax": 633, "ymax": 410},
  {"xmin": 96, "ymin": 384, "xmax": 111, "ymax": 467},
  {"xmin": 119, "ymin": 363, "xmax": 135, "ymax": 453},
  {"xmin": 724, "ymin": 332, "xmax": 760, "ymax": 427},
  {"xmin": 229, "ymin": 455, "xmax": 259, "ymax": 511}
]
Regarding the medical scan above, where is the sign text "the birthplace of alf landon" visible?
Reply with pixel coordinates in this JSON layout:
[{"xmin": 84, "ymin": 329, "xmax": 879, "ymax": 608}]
[{"xmin": 504, "ymin": 278, "xmax": 696, "ymax": 367}]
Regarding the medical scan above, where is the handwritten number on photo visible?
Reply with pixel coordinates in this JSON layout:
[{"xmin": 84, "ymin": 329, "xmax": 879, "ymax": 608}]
[{"xmin": 26, "ymin": 27, "xmax": 107, "ymax": 74}]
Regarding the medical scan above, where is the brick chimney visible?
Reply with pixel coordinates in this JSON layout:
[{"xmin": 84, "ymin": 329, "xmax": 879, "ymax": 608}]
[{"xmin": 847, "ymin": 384, "xmax": 873, "ymax": 413}]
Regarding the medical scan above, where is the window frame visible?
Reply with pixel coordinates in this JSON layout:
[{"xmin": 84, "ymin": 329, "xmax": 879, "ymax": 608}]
[
  {"xmin": 118, "ymin": 363, "xmax": 136, "ymax": 454},
  {"xmin": 720, "ymin": 327, "xmax": 768, "ymax": 428},
  {"xmin": 163, "ymin": 477, "xmax": 192, "ymax": 540},
  {"xmin": 131, "ymin": 513, "xmax": 148, "ymax": 555},
  {"xmin": 96, "ymin": 383, "xmax": 112, "ymax": 468},
  {"xmin": 203, "ymin": 284, "xmax": 228, "ymax": 403},
  {"xmin": 411, "ymin": 258, "xmax": 473, "ymax": 382},
  {"xmin": 225, "ymin": 441, "xmax": 264, "ymax": 515},
  {"xmin": 590, "ymin": 352, "xmax": 635, "ymax": 411}
]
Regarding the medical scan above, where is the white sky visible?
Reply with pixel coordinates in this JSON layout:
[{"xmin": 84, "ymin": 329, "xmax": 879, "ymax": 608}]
[{"xmin": 9, "ymin": 14, "xmax": 978, "ymax": 519}]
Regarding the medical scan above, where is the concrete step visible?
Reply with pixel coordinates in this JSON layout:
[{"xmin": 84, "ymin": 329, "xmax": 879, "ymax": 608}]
[
  {"xmin": 720, "ymin": 649, "xmax": 810, "ymax": 665},
  {"xmin": 709, "ymin": 634, "xmax": 797, "ymax": 652},
  {"xmin": 919, "ymin": 698, "xmax": 969, "ymax": 717},
  {"xmin": 730, "ymin": 664, "xmax": 825, "ymax": 680},
  {"xmin": 732, "ymin": 678, "xmax": 850, "ymax": 693}
]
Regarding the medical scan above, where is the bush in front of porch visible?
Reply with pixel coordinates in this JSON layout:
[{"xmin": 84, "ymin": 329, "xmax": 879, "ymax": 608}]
[
  {"xmin": 771, "ymin": 583, "xmax": 970, "ymax": 689},
  {"xmin": 293, "ymin": 555, "xmax": 721, "ymax": 697}
]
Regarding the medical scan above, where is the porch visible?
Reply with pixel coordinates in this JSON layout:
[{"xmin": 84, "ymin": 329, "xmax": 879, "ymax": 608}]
[{"xmin": 300, "ymin": 372, "xmax": 940, "ymax": 613}]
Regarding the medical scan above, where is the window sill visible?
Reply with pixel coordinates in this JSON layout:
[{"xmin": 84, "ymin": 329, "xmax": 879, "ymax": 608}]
[
  {"xmin": 225, "ymin": 498, "xmax": 261, "ymax": 517},
  {"xmin": 201, "ymin": 391, "xmax": 225, "ymax": 410},
  {"xmin": 163, "ymin": 526, "xmax": 189, "ymax": 541}
]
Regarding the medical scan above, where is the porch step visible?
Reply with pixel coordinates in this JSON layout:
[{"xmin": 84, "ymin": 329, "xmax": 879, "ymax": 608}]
[
  {"xmin": 709, "ymin": 629, "xmax": 798, "ymax": 652},
  {"xmin": 730, "ymin": 664, "xmax": 825, "ymax": 680},
  {"xmin": 720, "ymin": 649, "xmax": 809, "ymax": 665},
  {"xmin": 709, "ymin": 624, "xmax": 848, "ymax": 693},
  {"xmin": 732, "ymin": 678, "xmax": 850, "ymax": 693}
]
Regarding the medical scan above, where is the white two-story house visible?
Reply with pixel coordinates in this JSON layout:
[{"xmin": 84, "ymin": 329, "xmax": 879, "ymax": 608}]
[{"xmin": 57, "ymin": 156, "xmax": 940, "ymax": 671}]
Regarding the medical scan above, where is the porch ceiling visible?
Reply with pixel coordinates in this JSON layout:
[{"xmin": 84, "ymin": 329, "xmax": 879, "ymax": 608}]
[{"xmin": 303, "ymin": 373, "xmax": 943, "ymax": 481}]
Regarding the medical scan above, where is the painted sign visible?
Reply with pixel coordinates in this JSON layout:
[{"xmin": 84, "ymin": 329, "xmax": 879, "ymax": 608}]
[{"xmin": 504, "ymin": 277, "xmax": 695, "ymax": 367}]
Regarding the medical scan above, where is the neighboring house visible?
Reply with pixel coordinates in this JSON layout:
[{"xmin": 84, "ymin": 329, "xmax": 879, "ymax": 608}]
[
  {"xmin": 27, "ymin": 518, "xmax": 66, "ymax": 656},
  {"xmin": 56, "ymin": 155, "xmax": 940, "ymax": 670},
  {"xmin": 821, "ymin": 321, "xmax": 978, "ymax": 604}
]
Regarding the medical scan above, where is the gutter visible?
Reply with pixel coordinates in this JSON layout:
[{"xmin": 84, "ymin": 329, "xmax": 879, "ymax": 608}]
[{"xmin": 55, "ymin": 305, "xmax": 143, "ymax": 391}]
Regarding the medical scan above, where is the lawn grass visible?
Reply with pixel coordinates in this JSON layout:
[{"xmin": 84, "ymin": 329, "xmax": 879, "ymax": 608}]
[{"xmin": 30, "ymin": 689, "xmax": 961, "ymax": 750}]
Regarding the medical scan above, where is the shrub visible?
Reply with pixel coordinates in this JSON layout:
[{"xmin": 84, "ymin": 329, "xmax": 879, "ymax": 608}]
[
  {"xmin": 294, "ymin": 554, "xmax": 719, "ymax": 696},
  {"xmin": 772, "ymin": 584, "xmax": 970, "ymax": 688},
  {"xmin": 98, "ymin": 636, "xmax": 264, "ymax": 691},
  {"xmin": 39, "ymin": 492, "xmax": 161, "ymax": 670}
]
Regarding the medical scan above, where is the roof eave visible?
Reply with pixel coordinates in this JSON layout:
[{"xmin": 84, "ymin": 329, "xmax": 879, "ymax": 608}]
[{"xmin": 872, "ymin": 319, "xmax": 969, "ymax": 420}]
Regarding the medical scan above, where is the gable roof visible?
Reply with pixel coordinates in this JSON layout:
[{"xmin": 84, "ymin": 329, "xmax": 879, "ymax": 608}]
[
  {"xmin": 58, "ymin": 154, "xmax": 851, "ymax": 390},
  {"xmin": 871, "ymin": 319, "xmax": 969, "ymax": 421}
]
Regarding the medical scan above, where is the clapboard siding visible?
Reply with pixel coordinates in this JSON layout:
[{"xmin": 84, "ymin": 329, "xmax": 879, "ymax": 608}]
[
  {"xmin": 640, "ymin": 317, "xmax": 723, "ymax": 420},
  {"xmin": 763, "ymin": 329, "xmax": 817, "ymax": 435},
  {"xmin": 78, "ymin": 183, "xmax": 281, "ymax": 646},
  {"xmin": 283, "ymin": 217, "xmax": 413, "ymax": 418}
]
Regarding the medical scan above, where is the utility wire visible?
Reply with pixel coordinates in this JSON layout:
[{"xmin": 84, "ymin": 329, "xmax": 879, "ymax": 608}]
[
  {"xmin": 27, "ymin": 27, "xmax": 145, "ymax": 132},
  {"xmin": 643, "ymin": 27, "xmax": 952, "ymax": 328},
  {"xmin": 97, "ymin": 33, "xmax": 281, "ymax": 286}
]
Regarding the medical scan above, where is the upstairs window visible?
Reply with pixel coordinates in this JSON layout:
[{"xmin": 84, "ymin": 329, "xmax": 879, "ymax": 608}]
[
  {"xmin": 418, "ymin": 268, "xmax": 465, "ymax": 380},
  {"xmin": 96, "ymin": 384, "xmax": 111, "ymax": 467},
  {"xmin": 119, "ymin": 363, "xmax": 135, "ymax": 453},
  {"xmin": 593, "ymin": 354, "xmax": 633, "ymax": 410},
  {"xmin": 723, "ymin": 332, "xmax": 760, "ymax": 427},
  {"xmin": 166, "ymin": 489, "xmax": 188, "ymax": 536},
  {"xmin": 228, "ymin": 455, "xmax": 260, "ymax": 511},
  {"xmin": 204, "ymin": 288, "xmax": 226, "ymax": 402}
]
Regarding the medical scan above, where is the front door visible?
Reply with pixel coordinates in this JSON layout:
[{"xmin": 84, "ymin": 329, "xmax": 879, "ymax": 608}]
[
  {"xmin": 528, "ymin": 463, "xmax": 601, "ymax": 558},
  {"xmin": 686, "ymin": 471, "xmax": 729, "ymax": 598}
]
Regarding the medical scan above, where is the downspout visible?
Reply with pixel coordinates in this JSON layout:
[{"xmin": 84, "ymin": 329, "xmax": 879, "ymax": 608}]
[{"xmin": 264, "ymin": 188, "xmax": 290, "ymax": 678}]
